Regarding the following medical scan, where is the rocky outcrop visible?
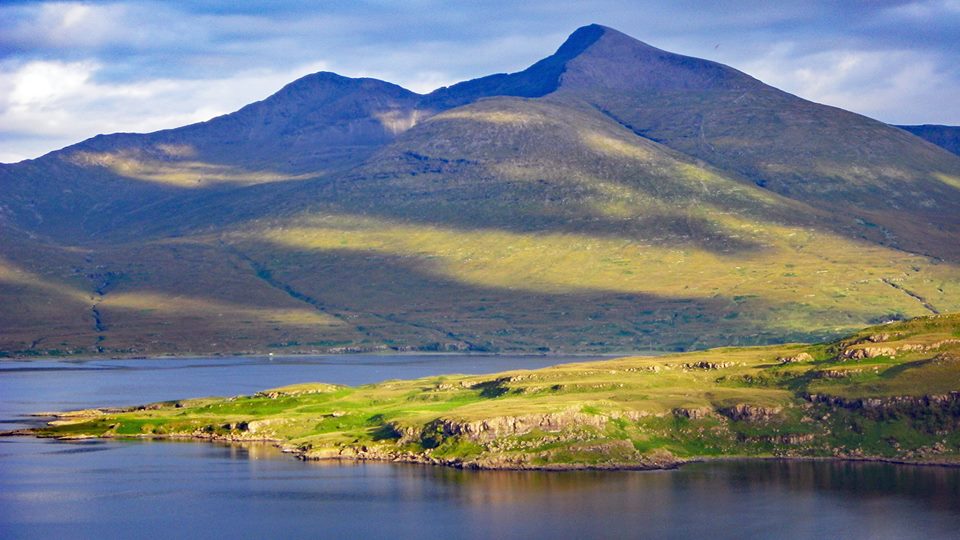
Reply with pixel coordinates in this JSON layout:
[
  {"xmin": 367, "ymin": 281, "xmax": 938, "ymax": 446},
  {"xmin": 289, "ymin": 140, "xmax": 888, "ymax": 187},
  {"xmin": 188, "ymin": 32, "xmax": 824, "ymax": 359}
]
[
  {"xmin": 255, "ymin": 383, "xmax": 343, "ymax": 399},
  {"xmin": 804, "ymin": 391, "xmax": 960, "ymax": 422},
  {"xmin": 839, "ymin": 338, "xmax": 959, "ymax": 360},
  {"xmin": 298, "ymin": 441, "xmax": 685, "ymax": 471},
  {"xmin": 778, "ymin": 352, "xmax": 813, "ymax": 364},
  {"xmin": 420, "ymin": 409, "xmax": 608, "ymax": 442},
  {"xmin": 716, "ymin": 403, "xmax": 782, "ymax": 422},
  {"xmin": 672, "ymin": 407, "xmax": 713, "ymax": 420},
  {"xmin": 930, "ymin": 339, "xmax": 960, "ymax": 350},
  {"xmin": 816, "ymin": 368, "xmax": 865, "ymax": 379},
  {"xmin": 385, "ymin": 408, "xmax": 616, "ymax": 447},
  {"xmin": 682, "ymin": 361, "xmax": 735, "ymax": 370},
  {"xmin": 841, "ymin": 346, "xmax": 898, "ymax": 359},
  {"xmin": 739, "ymin": 432, "xmax": 816, "ymax": 445}
]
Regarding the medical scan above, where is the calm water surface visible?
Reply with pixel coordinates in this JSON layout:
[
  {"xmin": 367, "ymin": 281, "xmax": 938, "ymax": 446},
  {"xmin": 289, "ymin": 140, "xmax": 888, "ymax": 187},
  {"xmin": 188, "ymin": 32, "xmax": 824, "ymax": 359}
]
[
  {"xmin": 2, "ymin": 354, "xmax": 959, "ymax": 539},
  {"xmin": 0, "ymin": 354, "xmax": 587, "ymax": 430}
]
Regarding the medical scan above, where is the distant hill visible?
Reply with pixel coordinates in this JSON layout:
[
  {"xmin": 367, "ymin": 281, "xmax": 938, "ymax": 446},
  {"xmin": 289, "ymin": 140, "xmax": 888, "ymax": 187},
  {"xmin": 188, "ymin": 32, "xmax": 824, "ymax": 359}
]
[
  {"xmin": 2, "ymin": 24, "xmax": 960, "ymax": 357},
  {"xmin": 895, "ymin": 124, "xmax": 960, "ymax": 156}
]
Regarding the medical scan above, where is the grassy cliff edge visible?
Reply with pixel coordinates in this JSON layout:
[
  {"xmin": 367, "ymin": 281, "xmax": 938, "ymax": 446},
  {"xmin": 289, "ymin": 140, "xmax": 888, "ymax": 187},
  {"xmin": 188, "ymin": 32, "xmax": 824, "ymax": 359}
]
[{"xmin": 18, "ymin": 314, "xmax": 960, "ymax": 470}]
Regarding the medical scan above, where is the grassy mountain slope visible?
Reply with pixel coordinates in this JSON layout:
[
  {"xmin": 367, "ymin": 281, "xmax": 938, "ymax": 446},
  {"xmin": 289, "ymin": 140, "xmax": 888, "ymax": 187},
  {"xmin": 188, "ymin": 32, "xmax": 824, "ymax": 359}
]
[
  {"xmin": 25, "ymin": 314, "xmax": 960, "ymax": 469},
  {"xmin": 0, "ymin": 228, "xmax": 368, "ymax": 355},
  {"xmin": 551, "ymin": 26, "xmax": 960, "ymax": 261},
  {"xmin": 1, "ymin": 25, "xmax": 960, "ymax": 357},
  {"xmin": 215, "ymin": 96, "xmax": 960, "ymax": 353}
]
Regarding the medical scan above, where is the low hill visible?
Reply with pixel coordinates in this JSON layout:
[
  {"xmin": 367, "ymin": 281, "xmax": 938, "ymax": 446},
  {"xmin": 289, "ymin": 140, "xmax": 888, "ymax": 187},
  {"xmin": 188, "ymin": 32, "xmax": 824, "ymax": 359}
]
[{"xmin": 24, "ymin": 314, "xmax": 960, "ymax": 469}]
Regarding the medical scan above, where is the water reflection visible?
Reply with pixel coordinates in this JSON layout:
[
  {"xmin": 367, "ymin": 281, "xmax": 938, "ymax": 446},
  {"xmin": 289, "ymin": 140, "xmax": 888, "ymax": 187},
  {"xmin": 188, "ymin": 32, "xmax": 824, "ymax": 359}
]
[
  {"xmin": 414, "ymin": 460, "xmax": 960, "ymax": 539},
  {"xmin": 2, "ymin": 438, "xmax": 960, "ymax": 539}
]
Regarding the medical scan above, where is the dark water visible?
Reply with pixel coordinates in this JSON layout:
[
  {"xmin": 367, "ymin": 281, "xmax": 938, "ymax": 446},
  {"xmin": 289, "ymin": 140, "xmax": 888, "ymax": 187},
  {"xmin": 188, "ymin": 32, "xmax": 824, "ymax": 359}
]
[{"xmin": 2, "ymin": 355, "xmax": 960, "ymax": 539}]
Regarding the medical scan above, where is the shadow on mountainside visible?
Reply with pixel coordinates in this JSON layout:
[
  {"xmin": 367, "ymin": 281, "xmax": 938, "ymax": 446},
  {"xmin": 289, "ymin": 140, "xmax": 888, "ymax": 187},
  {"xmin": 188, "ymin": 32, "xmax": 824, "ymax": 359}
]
[{"xmin": 1, "ymin": 234, "xmax": 877, "ymax": 357}]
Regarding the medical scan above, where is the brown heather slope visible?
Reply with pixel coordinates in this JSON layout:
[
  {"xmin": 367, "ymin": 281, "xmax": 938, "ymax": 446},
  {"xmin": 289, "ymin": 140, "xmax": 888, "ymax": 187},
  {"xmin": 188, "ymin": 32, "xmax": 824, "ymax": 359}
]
[{"xmin": 1, "ymin": 25, "xmax": 959, "ymax": 357}]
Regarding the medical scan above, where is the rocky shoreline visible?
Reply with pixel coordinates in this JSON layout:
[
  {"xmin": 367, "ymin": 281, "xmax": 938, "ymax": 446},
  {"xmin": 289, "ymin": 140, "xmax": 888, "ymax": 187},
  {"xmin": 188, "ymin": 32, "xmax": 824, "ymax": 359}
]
[{"xmin": 11, "ymin": 425, "xmax": 960, "ymax": 472}]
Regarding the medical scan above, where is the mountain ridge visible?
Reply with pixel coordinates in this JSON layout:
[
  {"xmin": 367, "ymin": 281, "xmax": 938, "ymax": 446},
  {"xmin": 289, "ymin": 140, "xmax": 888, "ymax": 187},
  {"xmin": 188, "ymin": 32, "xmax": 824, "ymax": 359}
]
[
  {"xmin": 2, "ymin": 24, "xmax": 959, "ymax": 357},
  {"xmin": 895, "ymin": 124, "xmax": 960, "ymax": 156}
]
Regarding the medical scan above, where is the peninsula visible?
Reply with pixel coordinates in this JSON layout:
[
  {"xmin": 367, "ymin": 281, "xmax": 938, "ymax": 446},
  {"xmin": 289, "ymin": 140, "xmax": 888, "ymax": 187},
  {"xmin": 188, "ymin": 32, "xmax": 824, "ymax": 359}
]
[{"xmin": 21, "ymin": 314, "xmax": 960, "ymax": 470}]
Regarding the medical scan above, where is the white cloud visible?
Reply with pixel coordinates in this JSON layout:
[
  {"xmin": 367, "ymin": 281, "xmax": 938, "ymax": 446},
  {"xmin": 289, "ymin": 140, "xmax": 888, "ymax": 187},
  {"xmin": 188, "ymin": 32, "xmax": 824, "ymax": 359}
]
[
  {"xmin": 0, "ymin": 59, "xmax": 330, "ymax": 162},
  {"xmin": 2, "ymin": 1, "xmax": 959, "ymax": 162},
  {"xmin": 6, "ymin": 2, "xmax": 128, "ymax": 48},
  {"xmin": 7, "ymin": 59, "xmax": 96, "ymax": 107},
  {"xmin": 0, "ymin": 37, "xmax": 569, "ymax": 163},
  {"xmin": 883, "ymin": 0, "xmax": 960, "ymax": 19},
  {"xmin": 1, "ymin": 1, "xmax": 207, "ymax": 52},
  {"xmin": 333, "ymin": 32, "xmax": 562, "ymax": 94},
  {"xmin": 739, "ymin": 44, "xmax": 960, "ymax": 124}
]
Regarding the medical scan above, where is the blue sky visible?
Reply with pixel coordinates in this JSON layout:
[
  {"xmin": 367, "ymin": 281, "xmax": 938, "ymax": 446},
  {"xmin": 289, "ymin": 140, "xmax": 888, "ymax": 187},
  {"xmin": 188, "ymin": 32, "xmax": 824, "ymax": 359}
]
[{"xmin": 1, "ymin": 0, "xmax": 959, "ymax": 162}]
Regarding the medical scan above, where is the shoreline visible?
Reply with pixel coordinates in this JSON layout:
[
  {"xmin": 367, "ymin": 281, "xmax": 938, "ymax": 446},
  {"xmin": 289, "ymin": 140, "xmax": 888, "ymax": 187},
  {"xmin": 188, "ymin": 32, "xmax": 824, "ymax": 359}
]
[{"xmin": 8, "ymin": 429, "xmax": 960, "ymax": 472}]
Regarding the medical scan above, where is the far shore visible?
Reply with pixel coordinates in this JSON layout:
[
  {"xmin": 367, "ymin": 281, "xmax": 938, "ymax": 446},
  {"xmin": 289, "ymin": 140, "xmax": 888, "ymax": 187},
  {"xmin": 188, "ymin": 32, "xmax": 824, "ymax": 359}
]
[{"xmin": 0, "ymin": 349, "xmax": 659, "ymax": 363}]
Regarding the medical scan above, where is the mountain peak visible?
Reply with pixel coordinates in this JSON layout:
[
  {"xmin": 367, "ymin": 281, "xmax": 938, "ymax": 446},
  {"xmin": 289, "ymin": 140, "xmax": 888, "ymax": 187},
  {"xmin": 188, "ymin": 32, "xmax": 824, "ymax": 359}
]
[
  {"xmin": 555, "ymin": 25, "xmax": 762, "ymax": 93},
  {"xmin": 552, "ymin": 23, "xmax": 608, "ymax": 58},
  {"xmin": 420, "ymin": 24, "xmax": 759, "ymax": 109},
  {"xmin": 554, "ymin": 23, "xmax": 658, "ymax": 55},
  {"xmin": 419, "ymin": 24, "xmax": 608, "ymax": 109}
]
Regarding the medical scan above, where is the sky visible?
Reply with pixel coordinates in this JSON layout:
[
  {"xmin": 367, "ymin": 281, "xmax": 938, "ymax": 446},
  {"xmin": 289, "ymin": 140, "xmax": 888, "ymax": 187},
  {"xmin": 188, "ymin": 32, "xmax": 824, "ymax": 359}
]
[{"xmin": 1, "ymin": 0, "xmax": 959, "ymax": 163}]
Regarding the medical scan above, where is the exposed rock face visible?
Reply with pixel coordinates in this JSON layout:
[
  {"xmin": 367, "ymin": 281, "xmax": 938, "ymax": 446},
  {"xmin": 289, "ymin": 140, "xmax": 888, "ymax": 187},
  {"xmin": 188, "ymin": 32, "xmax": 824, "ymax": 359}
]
[
  {"xmin": 805, "ymin": 391, "xmax": 960, "ymax": 421},
  {"xmin": 672, "ymin": 407, "xmax": 713, "ymax": 420},
  {"xmin": 716, "ymin": 404, "xmax": 782, "ymax": 422},
  {"xmin": 682, "ymin": 361, "xmax": 735, "ymax": 370},
  {"xmin": 842, "ymin": 346, "xmax": 898, "ymax": 359},
  {"xmin": 931, "ymin": 339, "xmax": 960, "ymax": 350},
  {"xmin": 422, "ymin": 409, "xmax": 608, "ymax": 442},
  {"xmin": 778, "ymin": 352, "xmax": 813, "ymax": 364},
  {"xmin": 299, "ymin": 442, "xmax": 684, "ymax": 471},
  {"xmin": 255, "ymin": 383, "xmax": 343, "ymax": 399},
  {"xmin": 840, "ymin": 339, "xmax": 960, "ymax": 360},
  {"xmin": 817, "ymin": 368, "xmax": 864, "ymax": 379},
  {"xmin": 776, "ymin": 433, "xmax": 816, "ymax": 445}
]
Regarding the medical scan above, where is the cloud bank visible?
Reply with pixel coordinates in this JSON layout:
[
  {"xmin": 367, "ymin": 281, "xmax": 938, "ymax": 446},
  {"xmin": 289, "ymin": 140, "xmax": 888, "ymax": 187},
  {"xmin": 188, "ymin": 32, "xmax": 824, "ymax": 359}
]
[{"xmin": 2, "ymin": 0, "xmax": 958, "ymax": 162}]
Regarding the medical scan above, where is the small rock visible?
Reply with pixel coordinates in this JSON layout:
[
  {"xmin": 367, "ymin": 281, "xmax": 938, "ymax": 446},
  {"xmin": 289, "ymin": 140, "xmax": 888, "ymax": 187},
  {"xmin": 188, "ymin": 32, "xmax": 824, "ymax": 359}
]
[{"xmin": 778, "ymin": 352, "xmax": 813, "ymax": 364}]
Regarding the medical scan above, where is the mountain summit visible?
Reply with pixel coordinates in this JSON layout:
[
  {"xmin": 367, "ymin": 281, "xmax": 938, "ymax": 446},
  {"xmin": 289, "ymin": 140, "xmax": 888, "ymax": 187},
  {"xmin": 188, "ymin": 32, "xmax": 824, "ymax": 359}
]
[
  {"xmin": 422, "ymin": 24, "xmax": 762, "ymax": 107},
  {"xmin": 2, "ymin": 25, "xmax": 960, "ymax": 357}
]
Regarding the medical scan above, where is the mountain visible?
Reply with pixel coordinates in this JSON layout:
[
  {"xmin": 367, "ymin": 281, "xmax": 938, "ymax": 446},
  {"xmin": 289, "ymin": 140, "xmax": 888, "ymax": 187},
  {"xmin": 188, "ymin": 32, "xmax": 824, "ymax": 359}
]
[
  {"xmin": 2, "ymin": 24, "xmax": 960, "ymax": 357},
  {"xmin": 542, "ymin": 27, "xmax": 960, "ymax": 261},
  {"xmin": 0, "ymin": 73, "xmax": 424, "ymax": 242},
  {"xmin": 895, "ymin": 124, "xmax": 960, "ymax": 156}
]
